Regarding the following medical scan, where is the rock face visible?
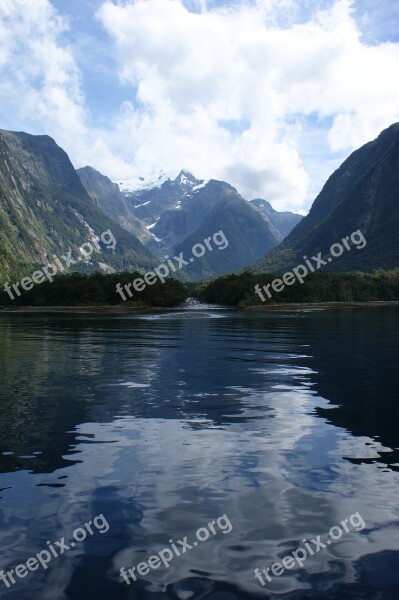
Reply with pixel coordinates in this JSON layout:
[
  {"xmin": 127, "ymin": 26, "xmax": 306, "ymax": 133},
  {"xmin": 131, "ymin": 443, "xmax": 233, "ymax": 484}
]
[
  {"xmin": 117, "ymin": 170, "xmax": 204, "ymax": 227},
  {"xmin": 251, "ymin": 123, "xmax": 399, "ymax": 274},
  {"xmin": 0, "ymin": 130, "xmax": 155, "ymax": 284},
  {"xmin": 250, "ymin": 199, "xmax": 303, "ymax": 239},
  {"xmin": 146, "ymin": 179, "xmax": 240, "ymax": 256},
  {"xmin": 115, "ymin": 172, "xmax": 284, "ymax": 277},
  {"xmin": 77, "ymin": 166, "xmax": 151, "ymax": 244},
  {"xmin": 174, "ymin": 189, "xmax": 282, "ymax": 279},
  {"xmin": 149, "ymin": 178, "xmax": 283, "ymax": 278}
]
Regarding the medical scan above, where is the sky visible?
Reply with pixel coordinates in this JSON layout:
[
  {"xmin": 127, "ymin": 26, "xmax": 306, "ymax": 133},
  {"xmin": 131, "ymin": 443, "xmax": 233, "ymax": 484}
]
[{"xmin": 0, "ymin": 0, "xmax": 399, "ymax": 213}]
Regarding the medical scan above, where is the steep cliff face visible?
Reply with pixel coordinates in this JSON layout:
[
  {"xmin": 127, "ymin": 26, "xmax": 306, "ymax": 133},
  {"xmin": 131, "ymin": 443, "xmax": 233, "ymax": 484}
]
[
  {"xmin": 115, "ymin": 172, "xmax": 294, "ymax": 269},
  {"xmin": 252, "ymin": 123, "xmax": 399, "ymax": 274},
  {"xmin": 77, "ymin": 166, "xmax": 151, "ymax": 244},
  {"xmin": 147, "ymin": 179, "xmax": 238, "ymax": 255},
  {"xmin": 250, "ymin": 199, "xmax": 303, "ymax": 239},
  {"xmin": 116, "ymin": 170, "xmax": 203, "ymax": 227},
  {"xmin": 0, "ymin": 130, "xmax": 155, "ymax": 284},
  {"xmin": 174, "ymin": 188, "xmax": 281, "ymax": 279}
]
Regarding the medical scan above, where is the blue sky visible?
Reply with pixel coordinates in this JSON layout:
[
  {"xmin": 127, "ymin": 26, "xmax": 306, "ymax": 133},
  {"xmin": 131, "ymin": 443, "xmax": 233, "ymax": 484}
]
[
  {"xmin": 50, "ymin": 0, "xmax": 399, "ymax": 125},
  {"xmin": 1, "ymin": 0, "xmax": 399, "ymax": 212}
]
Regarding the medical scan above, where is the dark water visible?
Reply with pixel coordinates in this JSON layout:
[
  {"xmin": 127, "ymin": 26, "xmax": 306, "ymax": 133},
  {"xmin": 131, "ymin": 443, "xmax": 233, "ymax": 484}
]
[{"xmin": 0, "ymin": 306, "xmax": 398, "ymax": 599}]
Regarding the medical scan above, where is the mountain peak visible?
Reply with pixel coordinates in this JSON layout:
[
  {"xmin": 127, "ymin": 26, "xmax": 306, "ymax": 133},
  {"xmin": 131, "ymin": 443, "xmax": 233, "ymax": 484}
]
[
  {"xmin": 0, "ymin": 129, "xmax": 156, "ymax": 283},
  {"xmin": 178, "ymin": 169, "xmax": 197, "ymax": 183},
  {"xmin": 381, "ymin": 122, "xmax": 399, "ymax": 134},
  {"xmin": 251, "ymin": 198, "xmax": 274, "ymax": 211},
  {"xmin": 252, "ymin": 122, "xmax": 399, "ymax": 274},
  {"xmin": 115, "ymin": 170, "xmax": 170, "ymax": 194},
  {"xmin": 375, "ymin": 122, "xmax": 399, "ymax": 145}
]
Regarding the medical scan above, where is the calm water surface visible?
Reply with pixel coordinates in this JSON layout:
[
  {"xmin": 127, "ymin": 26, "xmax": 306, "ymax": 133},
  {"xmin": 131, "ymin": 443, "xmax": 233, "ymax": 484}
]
[{"xmin": 0, "ymin": 306, "xmax": 398, "ymax": 599}]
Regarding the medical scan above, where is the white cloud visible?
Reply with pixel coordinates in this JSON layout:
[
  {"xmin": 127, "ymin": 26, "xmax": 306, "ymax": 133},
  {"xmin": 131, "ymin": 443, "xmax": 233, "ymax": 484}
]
[
  {"xmin": 0, "ymin": 0, "xmax": 131, "ymax": 176},
  {"xmin": 1, "ymin": 0, "xmax": 399, "ymax": 212},
  {"xmin": 96, "ymin": 0, "xmax": 399, "ymax": 210},
  {"xmin": 0, "ymin": 2, "xmax": 84, "ymax": 139}
]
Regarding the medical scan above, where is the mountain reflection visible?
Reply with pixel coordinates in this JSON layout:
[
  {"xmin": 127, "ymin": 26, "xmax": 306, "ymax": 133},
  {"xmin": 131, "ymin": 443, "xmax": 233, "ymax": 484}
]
[
  {"xmin": 1, "ymin": 308, "xmax": 399, "ymax": 474},
  {"xmin": 1, "ymin": 308, "xmax": 399, "ymax": 599}
]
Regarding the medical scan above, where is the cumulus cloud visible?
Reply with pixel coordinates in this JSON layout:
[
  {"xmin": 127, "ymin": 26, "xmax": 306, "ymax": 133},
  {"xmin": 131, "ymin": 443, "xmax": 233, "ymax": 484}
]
[
  {"xmin": 0, "ymin": 2, "xmax": 84, "ymax": 146},
  {"xmin": 1, "ymin": 0, "xmax": 399, "ymax": 211},
  {"xmin": 0, "ymin": 0, "xmax": 131, "ymax": 176},
  {"xmin": 96, "ymin": 0, "xmax": 399, "ymax": 210}
]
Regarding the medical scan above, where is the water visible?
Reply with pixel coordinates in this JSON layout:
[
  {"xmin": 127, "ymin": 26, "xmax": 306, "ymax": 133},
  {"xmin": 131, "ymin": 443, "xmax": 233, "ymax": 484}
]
[{"xmin": 0, "ymin": 306, "xmax": 398, "ymax": 599}]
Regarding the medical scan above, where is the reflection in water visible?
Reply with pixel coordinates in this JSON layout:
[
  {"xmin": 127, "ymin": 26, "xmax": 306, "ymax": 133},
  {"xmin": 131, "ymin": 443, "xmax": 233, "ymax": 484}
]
[{"xmin": 0, "ymin": 307, "xmax": 398, "ymax": 599}]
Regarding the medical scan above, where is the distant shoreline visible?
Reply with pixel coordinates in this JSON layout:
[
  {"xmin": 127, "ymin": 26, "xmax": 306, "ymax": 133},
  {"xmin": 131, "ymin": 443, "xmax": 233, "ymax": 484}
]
[
  {"xmin": 242, "ymin": 301, "xmax": 399, "ymax": 311},
  {"xmin": 0, "ymin": 300, "xmax": 399, "ymax": 315},
  {"xmin": 0, "ymin": 305, "xmax": 158, "ymax": 315}
]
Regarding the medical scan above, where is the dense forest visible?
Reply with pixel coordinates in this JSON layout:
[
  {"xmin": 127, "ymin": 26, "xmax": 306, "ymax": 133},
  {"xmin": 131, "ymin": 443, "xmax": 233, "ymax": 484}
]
[
  {"xmin": 196, "ymin": 270, "xmax": 399, "ymax": 306},
  {"xmin": 0, "ymin": 272, "xmax": 188, "ymax": 307},
  {"xmin": 2, "ymin": 269, "xmax": 399, "ymax": 309}
]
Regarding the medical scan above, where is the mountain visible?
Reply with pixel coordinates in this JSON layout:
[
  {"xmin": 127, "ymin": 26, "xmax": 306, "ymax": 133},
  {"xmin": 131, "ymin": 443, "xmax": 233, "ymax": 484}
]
[
  {"xmin": 250, "ymin": 198, "xmax": 303, "ymax": 239},
  {"xmin": 141, "ymin": 177, "xmax": 282, "ymax": 278},
  {"xmin": 76, "ymin": 166, "xmax": 151, "ymax": 244},
  {"xmin": 146, "ymin": 178, "xmax": 237, "ymax": 255},
  {"xmin": 116, "ymin": 170, "xmax": 171, "ymax": 194},
  {"xmin": 112, "ymin": 171, "xmax": 299, "ymax": 279},
  {"xmin": 116, "ymin": 170, "xmax": 205, "ymax": 228},
  {"xmin": 115, "ymin": 172, "xmax": 283, "ymax": 275},
  {"xmin": 252, "ymin": 123, "xmax": 399, "ymax": 274},
  {"xmin": 175, "ymin": 189, "xmax": 281, "ymax": 279},
  {"xmin": 0, "ymin": 130, "xmax": 155, "ymax": 285}
]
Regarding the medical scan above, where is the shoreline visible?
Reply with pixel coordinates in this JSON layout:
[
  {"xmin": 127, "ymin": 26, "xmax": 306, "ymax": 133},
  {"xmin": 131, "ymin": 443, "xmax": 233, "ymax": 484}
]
[
  {"xmin": 241, "ymin": 300, "xmax": 399, "ymax": 312},
  {"xmin": 0, "ymin": 305, "xmax": 161, "ymax": 315},
  {"xmin": 0, "ymin": 300, "xmax": 398, "ymax": 314}
]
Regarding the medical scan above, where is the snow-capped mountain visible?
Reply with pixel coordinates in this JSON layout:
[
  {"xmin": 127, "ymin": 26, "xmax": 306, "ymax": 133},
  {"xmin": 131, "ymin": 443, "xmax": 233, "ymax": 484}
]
[
  {"xmin": 115, "ymin": 170, "xmax": 204, "ymax": 197},
  {"xmin": 115, "ymin": 170, "xmax": 171, "ymax": 194},
  {"xmin": 114, "ymin": 170, "xmax": 208, "ymax": 228},
  {"xmin": 79, "ymin": 167, "xmax": 303, "ymax": 279}
]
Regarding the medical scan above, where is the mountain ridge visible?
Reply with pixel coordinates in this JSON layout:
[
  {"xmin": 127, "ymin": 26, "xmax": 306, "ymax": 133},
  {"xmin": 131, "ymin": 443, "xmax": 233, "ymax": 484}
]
[
  {"xmin": 0, "ymin": 129, "xmax": 156, "ymax": 285},
  {"xmin": 77, "ymin": 165, "xmax": 151, "ymax": 244},
  {"xmin": 251, "ymin": 123, "xmax": 399, "ymax": 274},
  {"xmin": 109, "ymin": 169, "xmax": 303, "ymax": 278}
]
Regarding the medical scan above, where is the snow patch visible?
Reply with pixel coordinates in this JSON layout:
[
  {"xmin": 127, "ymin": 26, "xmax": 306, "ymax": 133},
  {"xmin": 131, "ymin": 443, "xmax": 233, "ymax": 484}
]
[
  {"xmin": 115, "ymin": 169, "xmax": 200, "ymax": 194},
  {"xmin": 146, "ymin": 221, "xmax": 158, "ymax": 230},
  {"xmin": 115, "ymin": 170, "xmax": 170, "ymax": 193},
  {"xmin": 192, "ymin": 180, "xmax": 209, "ymax": 191}
]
